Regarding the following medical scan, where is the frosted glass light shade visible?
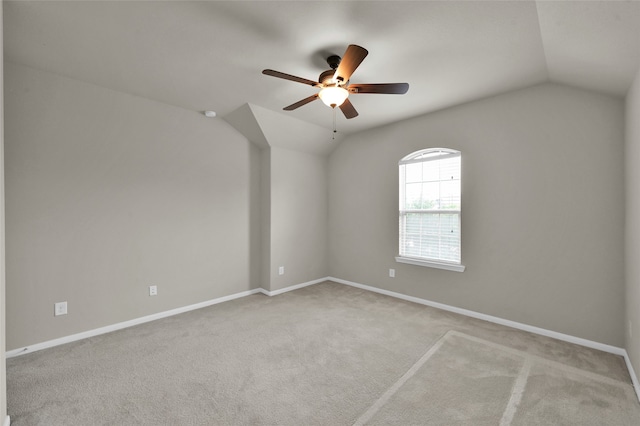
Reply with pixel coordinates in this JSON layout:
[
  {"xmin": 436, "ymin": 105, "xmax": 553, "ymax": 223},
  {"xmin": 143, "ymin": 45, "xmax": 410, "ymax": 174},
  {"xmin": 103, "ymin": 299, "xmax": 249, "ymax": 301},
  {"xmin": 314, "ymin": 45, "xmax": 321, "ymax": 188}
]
[{"xmin": 318, "ymin": 86, "xmax": 349, "ymax": 107}]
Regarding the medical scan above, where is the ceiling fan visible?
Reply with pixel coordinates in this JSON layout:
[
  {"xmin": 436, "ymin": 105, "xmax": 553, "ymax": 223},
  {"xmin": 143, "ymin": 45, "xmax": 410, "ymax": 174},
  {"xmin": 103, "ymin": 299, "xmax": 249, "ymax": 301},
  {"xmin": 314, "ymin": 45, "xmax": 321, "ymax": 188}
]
[{"xmin": 262, "ymin": 44, "xmax": 409, "ymax": 119}]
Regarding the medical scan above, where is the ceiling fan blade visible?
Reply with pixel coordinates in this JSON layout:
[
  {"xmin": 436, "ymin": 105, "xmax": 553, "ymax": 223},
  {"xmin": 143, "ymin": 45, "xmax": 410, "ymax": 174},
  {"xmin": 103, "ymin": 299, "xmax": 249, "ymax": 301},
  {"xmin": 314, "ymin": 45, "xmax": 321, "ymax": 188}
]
[
  {"xmin": 333, "ymin": 45, "xmax": 368, "ymax": 84},
  {"xmin": 348, "ymin": 83, "xmax": 409, "ymax": 94},
  {"xmin": 339, "ymin": 98, "xmax": 359, "ymax": 119},
  {"xmin": 262, "ymin": 69, "xmax": 319, "ymax": 87},
  {"xmin": 283, "ymin": 94, "xmax": 319, "ymax": 111}
]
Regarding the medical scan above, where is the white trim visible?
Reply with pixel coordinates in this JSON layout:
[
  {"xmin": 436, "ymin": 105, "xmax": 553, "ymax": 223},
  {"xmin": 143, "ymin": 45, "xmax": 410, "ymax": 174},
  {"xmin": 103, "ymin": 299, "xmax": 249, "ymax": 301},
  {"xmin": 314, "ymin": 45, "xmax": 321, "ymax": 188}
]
[
  {"xmin": 3, "ymin": 415, "xmax": 10, "ymax": 426},
  {"xmin": 396, "ymin": 256, "xmax": 466, "ymax": 272},
  {"xmin": 5, "ymin": 288, "xmax": 263, "ymax": 358},
  {"xmin": 6, "ymin": 275, "xmax": 639, "ymax": 403},
  {"xmin": 328, "ymin": 277, "xmax": 625, "ymax": 356},
  {"xmin": 4, "ymin": 276, "xmax": 627, "ymax": 359},
  {"xmin": 336, "ymin": 275, "xmax": 637, "ymax": 402},
  {"xmin": 400, "ymin": 209, "xmax": 460, "ymax": 214},
  {"xmin": 337, "ymin": 275, "xmax": 640, "ymax": 400},
  {"xmin": 399, "ymin": 148, "xmax": 460, "ymax": 165},
  {"xmin": 5, "ymin": 278, "xmax": 328, "ymax": 358},
  {"xmin": 260, "ymin": 277, "xmax": 326, "ymax": 297},
  {"xmin": 624, "ymin": 351, "xmax": 640, "ymax": 403}
]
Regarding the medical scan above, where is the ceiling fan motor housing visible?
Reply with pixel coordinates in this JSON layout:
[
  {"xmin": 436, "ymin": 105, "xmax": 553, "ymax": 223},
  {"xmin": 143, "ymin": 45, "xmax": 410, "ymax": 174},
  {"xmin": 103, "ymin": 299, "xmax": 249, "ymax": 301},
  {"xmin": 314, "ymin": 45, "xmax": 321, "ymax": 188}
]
[
  {"xmin": 319, "ymin": 55, "xmax": 343, "ymax": 86},
  {"xmin": 319, "ymin": 69, "xmax": 337, "ymax": 86}
]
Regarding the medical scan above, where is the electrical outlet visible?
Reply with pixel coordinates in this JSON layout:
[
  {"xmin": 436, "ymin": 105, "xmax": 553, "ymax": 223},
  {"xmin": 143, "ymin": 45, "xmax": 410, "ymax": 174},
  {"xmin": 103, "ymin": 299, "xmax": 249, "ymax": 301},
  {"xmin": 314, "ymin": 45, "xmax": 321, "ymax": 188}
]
[
  {"xmin": 149, "ymin": 285, "xmax": 158, "ymax": 296},
  {"xmin": 278, "ymin": 266, "xmax": 284, "ymax": 276},
  {"xmin": 54, "ymin": 301, "xmax": 68, "ymax": 316},
  {"xmin": 389, "ymin": 269, "xmax": 395, "ymax": 278}
]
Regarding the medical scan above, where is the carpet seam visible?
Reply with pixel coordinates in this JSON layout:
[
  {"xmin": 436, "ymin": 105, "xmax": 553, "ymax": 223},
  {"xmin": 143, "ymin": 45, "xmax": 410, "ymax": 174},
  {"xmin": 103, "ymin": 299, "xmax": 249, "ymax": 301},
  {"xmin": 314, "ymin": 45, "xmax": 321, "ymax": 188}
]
[
  {"xmin": 499, "ymin": 357, "xmax": 532, "ymax": 426},
  {"xmin": 351, "ymin": 330, "xmax": 452, "ymax": 426},
  {"xmin": 353, "ymin": 330, "xmax": 634, "ymax": 425},
  {"xmin": 448, "ymin": 331, "xmax": 631, "ymax": 390}
]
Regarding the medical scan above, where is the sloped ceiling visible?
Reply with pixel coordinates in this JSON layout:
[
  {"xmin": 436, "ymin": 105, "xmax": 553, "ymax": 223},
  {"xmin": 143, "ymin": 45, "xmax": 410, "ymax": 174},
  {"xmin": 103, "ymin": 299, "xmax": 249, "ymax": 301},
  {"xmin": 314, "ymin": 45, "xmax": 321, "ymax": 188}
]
[
  {"xmin": 225, "ymin": 103, "xmax": 344, "ymax": 155},
  {"xmin": 537, "ymin": 1, "xmax": 640, "ymax": 95},
  {"xmin": 4, "ymin": 1, "xmax": 640, "ymax": 137}
]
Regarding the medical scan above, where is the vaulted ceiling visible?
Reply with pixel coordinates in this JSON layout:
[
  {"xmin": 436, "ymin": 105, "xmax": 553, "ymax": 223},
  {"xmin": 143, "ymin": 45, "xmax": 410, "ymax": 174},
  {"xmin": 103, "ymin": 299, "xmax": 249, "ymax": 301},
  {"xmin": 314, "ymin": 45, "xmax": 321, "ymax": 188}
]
[{"xmin": 4, "ymin": 1, "xmax": 640, "ymax": 136}]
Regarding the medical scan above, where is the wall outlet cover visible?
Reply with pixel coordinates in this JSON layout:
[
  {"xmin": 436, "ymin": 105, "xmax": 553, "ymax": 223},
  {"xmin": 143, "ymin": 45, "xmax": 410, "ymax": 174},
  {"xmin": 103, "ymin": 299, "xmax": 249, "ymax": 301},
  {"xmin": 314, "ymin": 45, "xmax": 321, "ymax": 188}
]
[{"xmin": 54, "ymin": 301, "xmax": 68, "ymax": 316}]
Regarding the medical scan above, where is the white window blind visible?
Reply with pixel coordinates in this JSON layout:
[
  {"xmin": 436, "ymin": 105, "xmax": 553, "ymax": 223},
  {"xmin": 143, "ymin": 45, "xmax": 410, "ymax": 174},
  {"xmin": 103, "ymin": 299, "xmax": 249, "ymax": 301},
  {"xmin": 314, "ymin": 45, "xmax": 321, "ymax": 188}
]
[{"xmin": 399, "ymin": 148, "xmax": 462, "ymax": 265}]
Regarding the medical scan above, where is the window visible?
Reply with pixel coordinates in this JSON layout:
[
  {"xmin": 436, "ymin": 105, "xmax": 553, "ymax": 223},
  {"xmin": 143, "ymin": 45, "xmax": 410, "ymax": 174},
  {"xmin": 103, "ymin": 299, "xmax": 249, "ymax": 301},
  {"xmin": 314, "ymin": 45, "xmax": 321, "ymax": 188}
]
[{"xmin": 397, "ymin": 148, "xmax": 465, "ymax": 272}]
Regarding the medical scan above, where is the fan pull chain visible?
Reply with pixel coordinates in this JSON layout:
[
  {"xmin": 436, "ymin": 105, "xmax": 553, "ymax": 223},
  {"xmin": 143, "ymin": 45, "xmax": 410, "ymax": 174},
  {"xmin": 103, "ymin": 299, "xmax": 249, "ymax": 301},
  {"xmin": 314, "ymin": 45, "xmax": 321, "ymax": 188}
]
[{"xmin": 332, "ymin": 107, "xmax": 337, "ymax": 140}]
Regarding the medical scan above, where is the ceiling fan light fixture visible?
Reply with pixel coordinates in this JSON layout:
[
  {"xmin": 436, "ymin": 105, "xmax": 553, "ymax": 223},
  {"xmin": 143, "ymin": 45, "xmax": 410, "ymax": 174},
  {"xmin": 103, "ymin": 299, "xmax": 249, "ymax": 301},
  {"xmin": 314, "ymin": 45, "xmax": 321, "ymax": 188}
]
[
  {"xmin": 263, "ymin": 44, "xmax": 408, "ymax": 120},
  {"xmin": 318, "ymin": 86, "xmax": 349, "ymax": 108}
]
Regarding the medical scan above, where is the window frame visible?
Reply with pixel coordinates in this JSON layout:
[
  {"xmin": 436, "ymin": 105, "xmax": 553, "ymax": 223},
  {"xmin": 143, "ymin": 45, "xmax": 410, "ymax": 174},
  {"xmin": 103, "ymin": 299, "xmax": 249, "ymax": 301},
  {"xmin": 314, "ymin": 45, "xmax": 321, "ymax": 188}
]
[{"xmin": 396, "ymin": 148, "xmax": 465, "ymax": 273}]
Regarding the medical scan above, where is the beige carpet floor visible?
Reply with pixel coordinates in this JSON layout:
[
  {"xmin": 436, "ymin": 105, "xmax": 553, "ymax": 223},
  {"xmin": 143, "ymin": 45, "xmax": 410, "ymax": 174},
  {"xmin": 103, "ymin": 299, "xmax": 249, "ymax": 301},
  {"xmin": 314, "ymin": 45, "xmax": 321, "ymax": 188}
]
[{"xmin": 7, "ymin": 281, "xmax": 640, "ymax": 425}]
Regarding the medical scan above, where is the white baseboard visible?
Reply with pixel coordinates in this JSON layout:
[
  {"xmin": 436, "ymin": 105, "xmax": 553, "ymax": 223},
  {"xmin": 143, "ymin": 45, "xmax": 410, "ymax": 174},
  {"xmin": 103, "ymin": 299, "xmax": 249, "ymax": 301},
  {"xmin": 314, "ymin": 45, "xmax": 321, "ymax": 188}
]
[
  {"xmin": 2, "ymin": 276, "xmax": 628, "ymax": 357},
  {"xmin": 328, "ymin": 277, "xmax": 626, "ymax": 356},
  {"xmin": 5, "ymin": 275, "xmax": 640, "ymax": 403},
  {"xmin": 3, "ymin": 415, "xmax": 10, "ymax": 426},
  {"xmin": 624, "ymin": 352, "xmax": 640, "ymax": 403},
  {"xmin": 328, "ymin": 276, "xmax": 640, "ymax": 402},
  {"xmin": 5, "ymin": 277, "xmax": 328, "ymax": 358},
  {"xmin": 5, "ymin": 288, "xmax": 263, "ymax": 358},
  {"xmin": 260, "ymin": 277, "xmax": 327, "ymax": 297}
]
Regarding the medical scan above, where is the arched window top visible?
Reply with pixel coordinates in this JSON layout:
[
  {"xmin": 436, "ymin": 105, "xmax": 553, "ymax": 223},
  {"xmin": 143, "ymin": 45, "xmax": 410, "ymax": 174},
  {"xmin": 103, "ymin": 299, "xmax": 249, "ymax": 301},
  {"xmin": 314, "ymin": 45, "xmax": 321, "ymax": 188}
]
[{"xmin": 399, "ymin": 148, "xmax": 460, "ymax": 165}]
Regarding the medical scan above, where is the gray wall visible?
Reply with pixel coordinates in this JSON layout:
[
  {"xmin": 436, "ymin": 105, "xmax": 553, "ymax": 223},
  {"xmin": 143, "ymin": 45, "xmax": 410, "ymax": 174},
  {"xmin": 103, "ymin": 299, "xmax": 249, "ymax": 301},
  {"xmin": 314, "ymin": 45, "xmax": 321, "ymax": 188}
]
[
  {"xmin": 4, "ymin": 62, "xmax": 262, "ymax": 350},
  {"xmin": 268, "ymin": 147, "xmax": 328, "ymax": 291},
  {"xmin": 226, "ymin": 105, "xmax": 332, "ymax": 292},
  {"xmin": 260, "ymin": 148, "xmax": 272, "ymax": 290},
  {"xmin": 2, "ymin": 60, "xmax": 630, "ymax": 359},
  {"xmin": 328, "ymin": 83, "xmax": 625, "ymax": 346},
  {"xmin": 625, "ymin": 66, "xmax": 640, "ymax": 376},
  {"xmin": 1, "ymin": 1, "xmax": 7, "ymax": 420}
]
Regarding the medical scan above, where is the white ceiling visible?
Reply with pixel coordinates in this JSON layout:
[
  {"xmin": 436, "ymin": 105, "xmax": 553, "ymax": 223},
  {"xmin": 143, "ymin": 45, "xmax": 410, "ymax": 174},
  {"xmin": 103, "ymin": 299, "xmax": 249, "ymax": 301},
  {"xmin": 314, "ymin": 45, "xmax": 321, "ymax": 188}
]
[{"xmin": 4, "ymin": 1, "xmax": 640, "ymax": 136}]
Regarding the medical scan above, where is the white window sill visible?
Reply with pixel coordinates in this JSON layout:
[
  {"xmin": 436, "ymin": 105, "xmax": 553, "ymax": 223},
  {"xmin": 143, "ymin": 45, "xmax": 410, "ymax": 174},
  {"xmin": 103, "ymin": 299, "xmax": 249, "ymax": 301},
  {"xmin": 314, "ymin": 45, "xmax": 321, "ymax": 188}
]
[{"xmin": 395, "ymin": 256, "xmax": 466, "ymax": 272}]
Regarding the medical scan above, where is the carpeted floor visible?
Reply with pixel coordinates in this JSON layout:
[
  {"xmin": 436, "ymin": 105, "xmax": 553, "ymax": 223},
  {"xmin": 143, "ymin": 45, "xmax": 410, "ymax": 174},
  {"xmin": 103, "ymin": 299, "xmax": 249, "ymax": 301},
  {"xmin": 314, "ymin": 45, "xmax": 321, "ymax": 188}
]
[{"xmin": 7, "ymin": 281, "xmax": 640, "ymax": 425}]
